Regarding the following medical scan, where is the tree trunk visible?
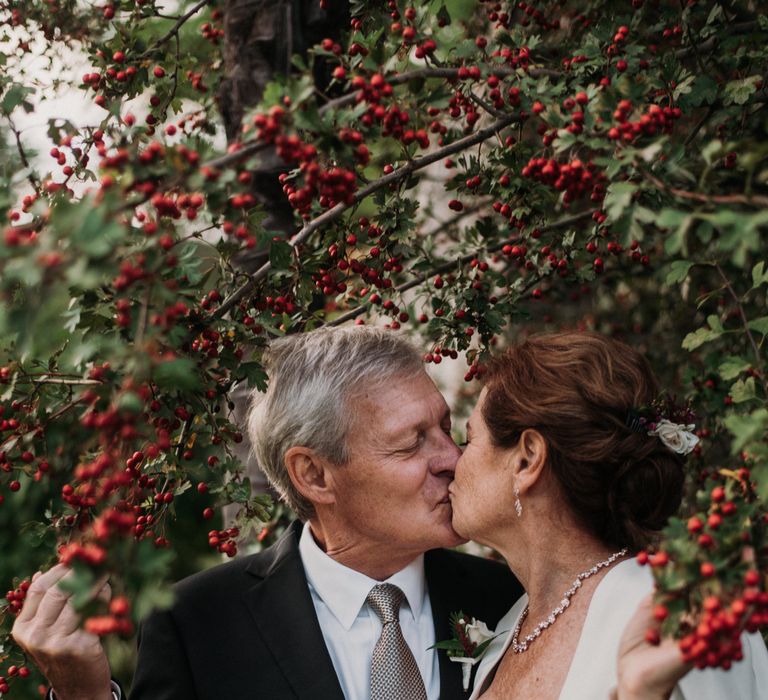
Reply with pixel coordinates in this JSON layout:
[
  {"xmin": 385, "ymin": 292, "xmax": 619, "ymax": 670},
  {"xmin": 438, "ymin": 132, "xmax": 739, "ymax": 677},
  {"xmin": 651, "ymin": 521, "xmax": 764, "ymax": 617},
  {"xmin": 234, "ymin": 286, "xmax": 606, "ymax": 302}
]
[{"xmin": 218, "ymin": 0, "xmax": 349, "ymax": 522}]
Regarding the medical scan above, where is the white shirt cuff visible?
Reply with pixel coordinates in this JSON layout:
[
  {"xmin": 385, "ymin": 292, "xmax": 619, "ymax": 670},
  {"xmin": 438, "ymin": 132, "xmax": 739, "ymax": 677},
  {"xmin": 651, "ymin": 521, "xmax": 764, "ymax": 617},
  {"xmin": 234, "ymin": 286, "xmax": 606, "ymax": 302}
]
[{"xmin": 48, "ymin": 680, "xmax": 121, "ymax": 700}]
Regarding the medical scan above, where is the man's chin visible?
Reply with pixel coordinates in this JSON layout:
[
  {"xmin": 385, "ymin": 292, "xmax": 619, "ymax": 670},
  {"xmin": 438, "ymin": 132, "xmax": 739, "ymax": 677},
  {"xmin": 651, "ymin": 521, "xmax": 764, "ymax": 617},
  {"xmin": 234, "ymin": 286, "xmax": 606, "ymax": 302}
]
[{"xmin": 436, "ymin": 509, "xmax": 469, "ymax": 548}]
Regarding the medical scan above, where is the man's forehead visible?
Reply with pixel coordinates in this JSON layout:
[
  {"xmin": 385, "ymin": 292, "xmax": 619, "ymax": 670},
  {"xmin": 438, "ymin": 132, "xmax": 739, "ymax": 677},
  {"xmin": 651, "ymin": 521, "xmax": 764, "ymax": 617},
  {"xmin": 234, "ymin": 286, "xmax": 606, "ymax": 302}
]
[{"xmin": 354, "ymin": 373, "xmax": 449, "ymax": 426}]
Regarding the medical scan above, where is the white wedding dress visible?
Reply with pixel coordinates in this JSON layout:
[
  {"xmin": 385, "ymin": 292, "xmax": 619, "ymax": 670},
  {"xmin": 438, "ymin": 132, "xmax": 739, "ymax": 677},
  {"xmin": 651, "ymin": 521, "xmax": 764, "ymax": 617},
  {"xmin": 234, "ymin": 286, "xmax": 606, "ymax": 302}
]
[{"xmin": 469, "ymin": 559, "xmax": 768, "ymax": 699}]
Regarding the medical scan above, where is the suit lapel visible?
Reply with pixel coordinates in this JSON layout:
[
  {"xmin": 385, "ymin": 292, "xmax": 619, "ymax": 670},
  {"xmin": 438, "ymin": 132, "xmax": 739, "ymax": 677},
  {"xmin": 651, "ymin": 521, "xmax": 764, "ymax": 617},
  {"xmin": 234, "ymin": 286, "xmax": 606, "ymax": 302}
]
[
  {"xmin": 425, "ymin": 551, "xmax": 471, "ymax": 700},
  {"xmin": 243, "ymin": 522, "xmax": 345, "ymax": 700}
]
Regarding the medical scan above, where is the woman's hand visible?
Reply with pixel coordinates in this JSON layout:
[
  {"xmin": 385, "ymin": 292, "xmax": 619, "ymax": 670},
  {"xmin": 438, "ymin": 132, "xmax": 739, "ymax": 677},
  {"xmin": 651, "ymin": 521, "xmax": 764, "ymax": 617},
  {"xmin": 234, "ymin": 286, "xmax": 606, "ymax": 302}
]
[{"xmin": 615, "ymin": 595, "xmax": 692, "ymax": 700}]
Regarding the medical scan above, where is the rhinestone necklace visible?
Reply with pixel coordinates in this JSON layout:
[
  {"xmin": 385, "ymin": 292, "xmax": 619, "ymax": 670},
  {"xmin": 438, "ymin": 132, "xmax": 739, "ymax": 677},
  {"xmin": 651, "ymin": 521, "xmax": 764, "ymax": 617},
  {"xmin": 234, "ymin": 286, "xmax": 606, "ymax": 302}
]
[{"xmin": 511, "ymin": 548, "xmax": 628, "ymax": 653}]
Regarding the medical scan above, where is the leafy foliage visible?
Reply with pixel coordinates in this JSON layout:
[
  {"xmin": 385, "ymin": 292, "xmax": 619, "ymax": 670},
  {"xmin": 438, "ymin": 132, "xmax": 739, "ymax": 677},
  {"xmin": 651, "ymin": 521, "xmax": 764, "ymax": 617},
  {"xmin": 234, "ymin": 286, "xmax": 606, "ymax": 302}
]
[{"xmin": 0, "ymin": 0, "xmax": 767, "ymax": 695}]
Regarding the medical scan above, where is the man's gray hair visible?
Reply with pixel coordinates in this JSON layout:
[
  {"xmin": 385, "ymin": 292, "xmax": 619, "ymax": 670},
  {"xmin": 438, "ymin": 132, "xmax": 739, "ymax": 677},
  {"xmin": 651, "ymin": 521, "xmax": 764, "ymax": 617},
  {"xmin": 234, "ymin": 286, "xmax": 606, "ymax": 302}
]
[{"xmin": 247, "ymin": 325, "xmax": 425, "ymax": 520}]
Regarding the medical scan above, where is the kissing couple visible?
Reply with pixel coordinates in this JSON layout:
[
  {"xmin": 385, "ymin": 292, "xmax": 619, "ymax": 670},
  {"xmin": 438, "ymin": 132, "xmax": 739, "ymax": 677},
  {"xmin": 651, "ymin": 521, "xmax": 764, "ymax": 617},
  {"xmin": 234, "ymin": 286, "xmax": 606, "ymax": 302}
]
[{"xmin": 13, "ymin": 326, "xmax": 768, "ymax": 699}]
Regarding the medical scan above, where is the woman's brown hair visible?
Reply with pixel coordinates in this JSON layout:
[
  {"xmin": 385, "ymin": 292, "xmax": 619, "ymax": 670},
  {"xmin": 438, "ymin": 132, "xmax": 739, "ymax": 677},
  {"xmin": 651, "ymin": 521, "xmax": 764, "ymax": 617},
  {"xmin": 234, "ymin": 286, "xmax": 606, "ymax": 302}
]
[{"xmin": 482, "ymin": 331, "xmax": 685, "ymax": 551}]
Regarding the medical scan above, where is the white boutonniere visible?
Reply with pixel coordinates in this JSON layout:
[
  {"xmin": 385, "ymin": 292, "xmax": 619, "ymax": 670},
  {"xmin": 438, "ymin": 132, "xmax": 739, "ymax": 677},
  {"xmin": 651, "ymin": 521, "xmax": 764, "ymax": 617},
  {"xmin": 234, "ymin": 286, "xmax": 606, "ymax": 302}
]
[
  {"xmin": 648, "ymin": 419, "xmax": 699, "ymax": 455},
  {"xmin": 432, "ymin": 612, "xmax": 499, "ymax": 691}
]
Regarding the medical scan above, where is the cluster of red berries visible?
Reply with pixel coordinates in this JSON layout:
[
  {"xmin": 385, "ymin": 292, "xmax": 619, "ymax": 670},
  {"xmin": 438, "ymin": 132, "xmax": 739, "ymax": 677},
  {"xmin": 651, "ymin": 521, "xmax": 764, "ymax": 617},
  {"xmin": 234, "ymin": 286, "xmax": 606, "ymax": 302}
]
[
  {"xmin": 208, "ymin": 526, "xmax": 239, "ymax": 557},
  {"xmin": 58, "ymin": 541, "xmax": 107, "ymax": 567},
  {"xmin": 0, "ymin": 664, "xmax": 31, "ymax": 695},
  {"xmin": 85, "ymin": 595, "xmax": 133, "ymax": 637},
  {"xmin": 4, "ymin": 578, "xmax": 30, "ymax": 616},
  {"xmin": 677, "ymin": 574, "xmax": 767, "ymax": 669},
  {"xmin": 608, "ymin": 100, "xmax": 682, "ymax": 143},
  {"xmin": 424, "ymin": 346, "xmax": 459, "ymax": 365},
  {"xmin": 253, "ymin": 105, "xmax": 359, "ymax": 214},
  {"xmin": 521, "ymin": 157, "xmax": 607, "ymax": 204},
  {"xmin": 201, "ymin": 8, "xmax": 224, "ymax": 44}
]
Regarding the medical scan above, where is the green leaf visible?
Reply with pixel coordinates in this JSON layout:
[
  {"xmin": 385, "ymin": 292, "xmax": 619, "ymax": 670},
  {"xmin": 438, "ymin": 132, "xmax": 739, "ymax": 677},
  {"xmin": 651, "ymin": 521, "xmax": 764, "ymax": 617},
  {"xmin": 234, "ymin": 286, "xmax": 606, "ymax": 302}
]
[
  {"xmin": 666, "ymin": 261, "xmax": 694, "ymax": 285},
  {"xmin": 718, "ymin": 356, "xmax": 751, "ymax": 381},
  {"xmin": 723, "ymin": 76, "xmax": 762, "ymax": 106},
  {"xmin": 682, "ymin": 328, "xmax": 714, "ymax": 351},
  {"xmin": 238, "ymin": 361, "xmax": 268, "ymax": 391},
  {"xmin": 706, "ymin": 314, "xmax": 724, "ymax": 333},
  {"xmin": 700, "ymin": 140, "xmax": 723, "ymax": 166},
  {"xmin": 748, "ymin": 317, "xmax": 768, "ymax": 336},
  {"xmin": 730, "ymin": 377, "xmax": 756, "ymax": 404},
  {"xmin": 724, "ymin": 409, "xmax": 768, "ymax": 453},
  {"xmin": 752, "ymin": 261, "xmax": 768, "ymax": 289},
  {"xmin": 604, "ymin": 182, "xmax": 637, "ymax": 222},
  {"xmin": 154, "ymin": 358, "xmax": 202, "ymax": 391},
  {"xmin": 58, "ymin": 563, "xmax": 98, "ymax": 610},
  {"xmin": 673, "ymin": 74, "xmax": 695, "ymax": 101},
  {"xmin": 68, "ymin": 208, "xmax": 127, "ymax": 259},
  {"xmin": 0, "ymin": 84, "xmax": 34, "ymax": 114},
  {"xmin": 269, "ymin": 239, "xmax": 293, "ymax": 270},
  {"xmin": 685, "ymin": 75, "xmax": 718, "ymax": 107}
]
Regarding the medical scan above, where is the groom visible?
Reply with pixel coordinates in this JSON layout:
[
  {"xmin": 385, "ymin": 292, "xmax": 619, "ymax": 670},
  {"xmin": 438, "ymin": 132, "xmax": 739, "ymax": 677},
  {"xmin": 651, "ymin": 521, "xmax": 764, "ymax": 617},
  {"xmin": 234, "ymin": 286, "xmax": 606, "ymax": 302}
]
[{"xmin": 14, "ymin": 326, "xmax": 522, "ymax": 699}]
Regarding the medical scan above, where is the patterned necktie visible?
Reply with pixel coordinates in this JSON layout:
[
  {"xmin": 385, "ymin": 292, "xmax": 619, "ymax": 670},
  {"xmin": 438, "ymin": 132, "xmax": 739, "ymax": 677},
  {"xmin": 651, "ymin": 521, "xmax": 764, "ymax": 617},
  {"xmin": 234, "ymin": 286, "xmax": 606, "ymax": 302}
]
[{"xmin": 366, "ymin": 583, "xmax": 428, "ymax": 700}]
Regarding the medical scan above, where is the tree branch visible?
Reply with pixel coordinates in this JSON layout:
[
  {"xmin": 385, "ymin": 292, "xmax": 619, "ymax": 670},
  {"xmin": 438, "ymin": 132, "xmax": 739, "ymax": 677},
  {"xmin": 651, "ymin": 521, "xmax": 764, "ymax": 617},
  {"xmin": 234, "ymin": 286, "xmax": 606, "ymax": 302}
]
[
  {"xmin": 214, "ymin": 113, "xmax": 519, "ymax": 318},
  {"xmin": 641, "ymin": 169, "xmax": 768, "ymax": 208},
  {"xmin": 328, "ymin": 210, "xmax": 594, "ymax": 327},
  {"xmin": 201, "ymin": 65, "xmax": 549, "ymax": 172}
]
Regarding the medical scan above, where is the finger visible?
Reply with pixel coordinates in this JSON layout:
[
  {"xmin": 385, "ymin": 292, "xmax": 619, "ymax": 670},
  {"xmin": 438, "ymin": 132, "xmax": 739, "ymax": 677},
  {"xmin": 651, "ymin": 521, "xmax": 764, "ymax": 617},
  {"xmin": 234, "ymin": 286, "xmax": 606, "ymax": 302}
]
[
  {"xmin": 32, "ymin": 570, "xmax": 79, "ymax": 628},
  {"xmin": 45, "ymin": 597, "xmax": 85, "ymax": 638},
  {"xmin": 15, "ymin": 564, "xmax": 71, "ymax": 624}
]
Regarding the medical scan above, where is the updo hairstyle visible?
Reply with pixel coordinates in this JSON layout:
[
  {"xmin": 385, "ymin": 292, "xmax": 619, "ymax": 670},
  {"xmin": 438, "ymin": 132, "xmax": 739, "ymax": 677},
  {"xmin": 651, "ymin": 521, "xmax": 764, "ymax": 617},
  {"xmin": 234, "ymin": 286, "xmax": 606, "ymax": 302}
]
[{"xmin": 481, "ymin": 331, "xmax": 685, "ymax": 551}]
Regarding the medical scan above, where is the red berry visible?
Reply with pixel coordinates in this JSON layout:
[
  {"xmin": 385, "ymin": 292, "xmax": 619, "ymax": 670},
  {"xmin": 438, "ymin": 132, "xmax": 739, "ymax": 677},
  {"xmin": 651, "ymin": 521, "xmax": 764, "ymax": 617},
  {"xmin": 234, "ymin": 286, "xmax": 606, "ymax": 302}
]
[{"xmin": 645, "ymin": 628, "xmax": 660, "ymax": 645}]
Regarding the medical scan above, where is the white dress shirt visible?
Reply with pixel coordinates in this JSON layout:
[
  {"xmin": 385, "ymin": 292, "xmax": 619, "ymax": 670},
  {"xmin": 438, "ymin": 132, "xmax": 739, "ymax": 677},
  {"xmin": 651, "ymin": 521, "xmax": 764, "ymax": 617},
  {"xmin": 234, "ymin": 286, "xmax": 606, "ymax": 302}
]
[
  {"xmin": 470, "ymin": 558, "xmax": 768, "ymax": 699},
  {"xmin": 298, "ymin": 522, "xmax": 441, "ymax": 700}
]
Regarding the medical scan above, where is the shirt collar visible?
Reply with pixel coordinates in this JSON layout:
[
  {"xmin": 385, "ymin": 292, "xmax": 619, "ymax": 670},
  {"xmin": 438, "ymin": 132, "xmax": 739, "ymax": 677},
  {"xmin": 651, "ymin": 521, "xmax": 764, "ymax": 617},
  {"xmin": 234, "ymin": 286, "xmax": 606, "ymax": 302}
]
[{"xmin": 298, "ymin": 522, "xmax": 426, "ymax": 631}]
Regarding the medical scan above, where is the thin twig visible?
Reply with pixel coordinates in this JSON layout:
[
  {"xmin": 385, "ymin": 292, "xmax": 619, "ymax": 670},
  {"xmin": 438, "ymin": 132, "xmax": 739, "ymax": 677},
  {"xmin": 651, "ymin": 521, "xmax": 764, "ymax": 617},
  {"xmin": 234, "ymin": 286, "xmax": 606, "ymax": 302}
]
[
  {"xmin": 135, "ymin": 283, "xmax": 153, "ymax": 348},
  {"xmin": 13, "ymin": 377, "xmax": 102, "ymax": 386},
  {"xmin": 214, "ymin": 113, "xmax": 519, "ymax": 318},
  {"xmin": 715, "ymin": 262, "xmax": 767, "ymax": 395},
  {"xmin": 6, "ymin": 115, "xmax": 40, "ymax": 193},
  {"xmin": 140, "ymin": 0, "xmax": 210, "ymax": 58},
  {"xmin": 328, "ymin": 210, "xmax": 594, "ymax": 327}
]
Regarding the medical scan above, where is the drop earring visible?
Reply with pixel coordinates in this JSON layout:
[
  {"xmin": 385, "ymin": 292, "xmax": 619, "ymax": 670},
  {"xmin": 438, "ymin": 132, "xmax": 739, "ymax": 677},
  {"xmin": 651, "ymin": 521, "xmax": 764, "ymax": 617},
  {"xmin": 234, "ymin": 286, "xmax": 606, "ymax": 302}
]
[{"xmin": 514, "ymin": 485, "xmax": 523, "ymax": 517}]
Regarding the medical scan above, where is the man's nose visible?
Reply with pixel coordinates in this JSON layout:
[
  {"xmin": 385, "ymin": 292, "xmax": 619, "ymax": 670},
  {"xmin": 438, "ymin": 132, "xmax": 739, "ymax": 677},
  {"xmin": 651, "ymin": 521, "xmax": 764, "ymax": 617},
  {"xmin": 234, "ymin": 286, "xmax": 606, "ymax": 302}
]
[{"xmin": 432, "ymin": 431, "xmax": 461, "ymax": 474}]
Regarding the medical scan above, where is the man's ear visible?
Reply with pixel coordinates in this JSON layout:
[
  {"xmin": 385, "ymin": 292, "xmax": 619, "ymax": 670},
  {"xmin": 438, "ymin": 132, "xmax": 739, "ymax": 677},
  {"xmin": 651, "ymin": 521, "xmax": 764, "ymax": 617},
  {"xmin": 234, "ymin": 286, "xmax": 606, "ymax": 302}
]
[
  {"xmin": 284, "ymin": 446, "xmax": 336, "ymax": 506},
  {"xmin": 510, "ymin": 428, "xmax": 548, "ymax": 495}
]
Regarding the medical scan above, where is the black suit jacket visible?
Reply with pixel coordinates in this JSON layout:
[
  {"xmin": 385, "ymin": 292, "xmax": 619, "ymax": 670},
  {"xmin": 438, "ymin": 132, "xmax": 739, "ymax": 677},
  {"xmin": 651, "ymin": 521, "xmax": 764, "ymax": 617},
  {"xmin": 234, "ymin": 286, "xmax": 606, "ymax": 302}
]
[{"xmin": 129, "ymin": 522, "xmax": 522, "ymax": 699}]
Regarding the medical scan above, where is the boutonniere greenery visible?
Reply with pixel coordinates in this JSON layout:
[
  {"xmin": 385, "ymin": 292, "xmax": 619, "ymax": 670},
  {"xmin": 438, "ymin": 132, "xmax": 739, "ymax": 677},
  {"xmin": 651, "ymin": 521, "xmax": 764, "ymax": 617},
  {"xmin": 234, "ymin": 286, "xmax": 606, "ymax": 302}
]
[{"xmin": 432, "ymin": 612, "xmax": 498, "ymax": 691}]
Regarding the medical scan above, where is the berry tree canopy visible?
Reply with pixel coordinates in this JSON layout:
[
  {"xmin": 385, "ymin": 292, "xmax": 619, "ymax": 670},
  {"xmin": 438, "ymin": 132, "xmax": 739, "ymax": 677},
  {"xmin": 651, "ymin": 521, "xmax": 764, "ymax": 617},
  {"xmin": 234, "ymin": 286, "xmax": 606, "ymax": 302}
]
[{"xmin": 0, "ymin": 0, "xmax": 767, "ymax": 694}]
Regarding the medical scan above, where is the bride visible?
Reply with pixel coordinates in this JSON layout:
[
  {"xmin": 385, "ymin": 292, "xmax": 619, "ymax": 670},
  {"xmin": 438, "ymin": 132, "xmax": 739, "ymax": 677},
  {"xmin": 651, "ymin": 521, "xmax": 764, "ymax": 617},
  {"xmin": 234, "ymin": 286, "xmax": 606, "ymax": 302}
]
[{"xmin": 449, "ymin": 332, "xmax": 768, "ymax": 699}]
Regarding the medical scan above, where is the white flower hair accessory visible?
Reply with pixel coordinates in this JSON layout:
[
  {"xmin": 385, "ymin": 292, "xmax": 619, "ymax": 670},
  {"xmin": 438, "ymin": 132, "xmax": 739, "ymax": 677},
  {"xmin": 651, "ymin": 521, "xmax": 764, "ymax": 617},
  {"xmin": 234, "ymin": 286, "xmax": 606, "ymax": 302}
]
[
  {"xmin": 626, "ymin": 395, "xmax": 700, "ymax": 456},
  {"xmin": 648, "ymin": 419, "xmax": 700, "ymax": 455}
]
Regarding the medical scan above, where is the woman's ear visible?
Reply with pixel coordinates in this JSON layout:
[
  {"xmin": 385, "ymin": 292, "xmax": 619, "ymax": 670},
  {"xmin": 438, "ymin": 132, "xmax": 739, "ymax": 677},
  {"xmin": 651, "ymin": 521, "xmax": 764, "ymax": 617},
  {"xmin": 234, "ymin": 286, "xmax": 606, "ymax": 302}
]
[
  {"xmin": 511, "ymin": 428, "xmax": 548, "ymax": 494},
  {"xmin": 284, "ymin": 447, "xmax": 336, "ymax": 506}
]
